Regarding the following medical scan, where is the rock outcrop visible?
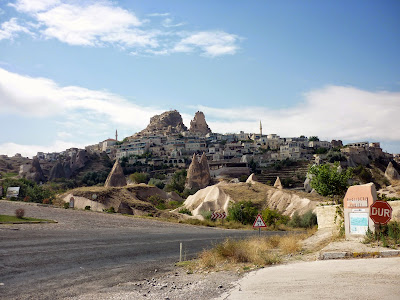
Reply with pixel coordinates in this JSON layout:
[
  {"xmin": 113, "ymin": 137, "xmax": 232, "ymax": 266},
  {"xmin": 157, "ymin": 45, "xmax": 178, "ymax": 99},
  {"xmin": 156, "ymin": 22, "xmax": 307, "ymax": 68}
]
[
  {"xmin": 274, "ymin": 177, "xmax": 283, "ymax": 189},
  {"xmin": 49, "ymin": 160, "xmax": 66, "ymax": 181},
  {"xmin": 304, "ymin": 177, "xmax": 312, "ymax": 193},
  {"xmin": 185, "ymin": 153, "xmax": 211, "ymax": 190},
  {"xmin": 246, "ymin": 173, "xmax": 258, "ymax": 184},
  {"xmin": 70, "ymin": 149, "xmax": 90, "ymax": 173},
  {"xmin": 177, "ymin": 182, "xmax": 319, "ymax": 219},
  {"xmin": 385, "ymin": 162, "xmax": 400, "ymax": 181},
  {"xmin": 104, "ymin": 160, "xmax": 127, "ymax": 187},
  {"xmin": 23, "ymin": 157, "xmax": 46, "ymax": 183},
  {"xmin": 189, "ymin": 111, "xmax": 211, "ymax": 135},
  {"xmin": 136, "ymin": 110, "xmax": 188, "ymax": 136},
  {"xmin": 177, "ymin": 184, "xmax": 232, "ymax": 219}
]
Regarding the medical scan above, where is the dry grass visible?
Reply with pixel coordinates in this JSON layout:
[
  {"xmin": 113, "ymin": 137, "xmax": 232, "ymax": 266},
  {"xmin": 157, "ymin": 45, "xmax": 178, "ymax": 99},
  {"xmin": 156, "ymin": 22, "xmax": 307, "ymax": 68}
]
[{"xmin": 189, "ymin": 233, "xmax": 309, "ymax": 273}]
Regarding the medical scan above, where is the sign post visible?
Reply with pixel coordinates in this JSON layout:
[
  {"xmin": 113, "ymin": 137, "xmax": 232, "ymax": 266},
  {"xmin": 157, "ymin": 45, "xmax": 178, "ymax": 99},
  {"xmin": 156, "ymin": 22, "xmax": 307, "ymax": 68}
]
[
  {"xmin": 211, "ymin": 212, "xmax": 226, "ymax": 225},
  {"xmin": 369, "ymin": 201, "xmax": 392, "ymax": 246},
  {"xmin": 253, "ymin": 214, "xmax": 267, "ymax": 237},
  {"xmin": 343, "ymin": 183, "xmax": 377, "ymax": 238},
  {"xmin": 369, "ymin": 201, "xmax": 392, "ymax": 225}
]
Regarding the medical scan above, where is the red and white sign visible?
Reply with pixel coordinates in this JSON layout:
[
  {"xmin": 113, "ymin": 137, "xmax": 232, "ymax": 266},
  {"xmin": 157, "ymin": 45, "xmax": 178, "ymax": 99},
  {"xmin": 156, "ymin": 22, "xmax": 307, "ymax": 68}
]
[
  {"xmin": 370, "ymin": 201, "xmax": 392, "ymax": 225},
  {"xmin": 211, "ymin": 212, "xmax": 226, "ymax": 220},
  {"xmin": 253, "ymin": 214, "xmax": 267, "ymax": 228}
]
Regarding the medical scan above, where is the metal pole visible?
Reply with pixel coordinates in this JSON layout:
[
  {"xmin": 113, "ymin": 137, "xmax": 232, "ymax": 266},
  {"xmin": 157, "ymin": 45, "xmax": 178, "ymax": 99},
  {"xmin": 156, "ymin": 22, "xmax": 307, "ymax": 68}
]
[
  {"xmin": 179, "ymin": 242, "xmax": 182, "ymax": 262},
  {"xmin": 259, "ymin": 227, "xmax": 261, "ymax": 237}
]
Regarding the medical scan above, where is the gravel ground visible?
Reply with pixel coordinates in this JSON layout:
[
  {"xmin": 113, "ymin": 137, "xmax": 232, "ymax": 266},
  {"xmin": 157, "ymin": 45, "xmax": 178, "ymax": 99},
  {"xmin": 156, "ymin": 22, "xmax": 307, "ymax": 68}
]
[{"xmin": 66, "ymin": 268, "xmax": 242, "ymax": 300}]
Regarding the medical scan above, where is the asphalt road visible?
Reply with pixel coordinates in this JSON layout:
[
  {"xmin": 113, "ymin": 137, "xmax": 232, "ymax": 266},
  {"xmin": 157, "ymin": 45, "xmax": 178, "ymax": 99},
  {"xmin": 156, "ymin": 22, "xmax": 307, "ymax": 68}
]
[{"xmin": 0, "ymin": 201, "xmax": 281, "ymax": 299}]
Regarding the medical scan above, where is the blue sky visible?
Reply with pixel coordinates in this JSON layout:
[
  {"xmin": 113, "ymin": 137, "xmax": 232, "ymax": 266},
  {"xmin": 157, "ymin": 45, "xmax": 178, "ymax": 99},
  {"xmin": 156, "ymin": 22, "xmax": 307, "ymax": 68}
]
[{"xmin": 0, "ymin": 0, "xmax": 399, "ymax": 157}]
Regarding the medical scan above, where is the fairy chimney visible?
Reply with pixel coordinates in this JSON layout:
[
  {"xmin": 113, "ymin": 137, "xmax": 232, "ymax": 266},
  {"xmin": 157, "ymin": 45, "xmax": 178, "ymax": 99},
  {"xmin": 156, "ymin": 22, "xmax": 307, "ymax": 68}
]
[
  {"xmin": 104, "ymin": 160, "xmax": 127, "ymax": 187},
  {"xmin": 185, "ymin": 153, "xmax": 211, "ymax": 190}
]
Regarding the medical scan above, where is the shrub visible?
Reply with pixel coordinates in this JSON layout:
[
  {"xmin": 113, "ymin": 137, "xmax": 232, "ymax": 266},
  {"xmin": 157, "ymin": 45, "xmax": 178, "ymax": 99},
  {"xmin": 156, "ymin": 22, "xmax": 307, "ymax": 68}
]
[
  {"xmin": 239, "ymin": 175, "xmax": 248, "ymax": 182},
  {"xmin": 63, "ymin": 202, "xmax": 70, "ymax": 209},
  {"xmin": 15, "ymin": 208, "xmax": 25, "ymax": 218},
  {"xmin": 148, "ymin": 178, "xmax": 165, "ymax": 189},
  {"xmin": 85, "ymin": 206, "xmax": 91, "ymax": 210},
  {"xmin": 129, "ymin": 172, "xmax": 149, "ymax": 184},
  {"xmin": 42, "ymin": 198, "xmax": 50, "ymax": 204},
  {"xmin": 288, "ymin": 210, "xmax": 317, "ymax": 228},
  {"xmin": 23, "ymin": 196, "xmax": 30, "ymax": 202},
  {"xmin": 261, "ymin": 208, "xmax": 289, "ymax": 227},
  {"xmin": 103, "ymin": 207, "xmax": 115, "ymax": 213},
  {"xmin": 227, "ymin": 201, "xmax": 258, "ymax": 225},
  {"xmin": 179, "ymin": 208, "xmax": 192, "ymax": 215}
]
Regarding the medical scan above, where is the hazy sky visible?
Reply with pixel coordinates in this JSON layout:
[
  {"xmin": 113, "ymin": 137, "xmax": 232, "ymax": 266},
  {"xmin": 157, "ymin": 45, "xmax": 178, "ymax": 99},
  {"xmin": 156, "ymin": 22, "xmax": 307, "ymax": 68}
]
[{"xmin": 1, "ymin": 0, "xmax": 399, "ymax": 157}]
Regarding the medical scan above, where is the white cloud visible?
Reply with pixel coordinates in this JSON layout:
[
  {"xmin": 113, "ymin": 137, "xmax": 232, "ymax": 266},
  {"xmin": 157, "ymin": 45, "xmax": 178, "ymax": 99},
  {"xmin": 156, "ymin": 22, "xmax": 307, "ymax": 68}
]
[
  {"xmin": 6, "ymin": 0, "xmax": 241, "ymax": 57},
  {"xmin": 0, "ymin": 67, "xmax": 162, "ymax": 127},
  {"xmin": 10, "ymin": 0, "xmax": 60, "ymax": 13},
  {"xmin": 162, "ymin": 18, "xmax": 185, "ymax": 28},
  {"xmin": 198, "ymin": 86, "xmax": 400, "ymax": 142},
  {"xmin": 0, "ymin": 17, "xmax": 31, "ymax": 41},
  {"xmin": 35, "ymin": 3, "xmax": 151, "ymax": 47},
  {"xmin": 147, "ymin": 12, "xmax": 170, "ymax": 17},
  {"xmin": 174, "ymin": 31, "xmax": 240, "ymax": 57}
]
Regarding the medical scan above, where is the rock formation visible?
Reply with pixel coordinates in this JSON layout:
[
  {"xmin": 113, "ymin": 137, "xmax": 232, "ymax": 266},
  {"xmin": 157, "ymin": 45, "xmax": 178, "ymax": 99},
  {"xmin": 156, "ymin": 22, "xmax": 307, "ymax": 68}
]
[
  {"xmin": 246, "ymin": 173, "xmax": 258, "ymax": 184},
  {"xmin": 177, "ymin": 182, "xmax": 318, "ymax": 219},
  {"xmin": 385, "ymin": 162, "xmax": 400, "ymax": 181},
  {"xmin": 49, "ymin": 160, "xmax": 66, "ymax": 181},
  {"xmin": 185, "ymin": 153, "xmax": 211, "ymax": 190},
  {"xmin": 104, "ymin": 160, "xmax": 127, "ymax": 187},
  {"xmin": 136, "ymin": 110, "xmax": 188, "ymax": 136},
  {"xmin": 70, "ymin": 149, "xmax": 90, "ymax": 173},
  {"xmin": 274, "ymin": 176, "xmax": 283, "ymax": 189},
  {"xmin": 23, "ymin": 157, "xmax": 46, "ymax": 183},
  {"xmin": 189, "ymin": 111, "xmax": 211, "ymax": 134},
  {"xmin": 304, "ymin": 177, "xmax": 312, "ymax": 193}
]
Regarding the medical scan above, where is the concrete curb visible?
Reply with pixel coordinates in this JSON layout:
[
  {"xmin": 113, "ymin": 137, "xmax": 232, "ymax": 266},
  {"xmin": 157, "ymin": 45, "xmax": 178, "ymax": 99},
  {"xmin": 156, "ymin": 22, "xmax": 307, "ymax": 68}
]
[{"xmin": 319, "ymin": 249, "xmax": 400, "ymax": 260}]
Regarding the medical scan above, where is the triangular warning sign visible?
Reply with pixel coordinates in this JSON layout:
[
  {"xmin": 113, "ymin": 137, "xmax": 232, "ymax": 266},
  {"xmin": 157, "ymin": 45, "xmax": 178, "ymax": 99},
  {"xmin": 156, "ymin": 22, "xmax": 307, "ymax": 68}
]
[{"xmin": 253, "ymin": 214, "xmax": 267, "ymax": 228}]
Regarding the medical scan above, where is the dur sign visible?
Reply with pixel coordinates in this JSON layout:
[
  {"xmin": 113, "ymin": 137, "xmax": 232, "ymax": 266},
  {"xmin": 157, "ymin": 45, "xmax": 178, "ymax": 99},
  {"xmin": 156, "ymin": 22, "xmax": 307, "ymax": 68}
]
[{"xmin": 370, "ymin": 201, "xmax": 392, "ymax": 225}]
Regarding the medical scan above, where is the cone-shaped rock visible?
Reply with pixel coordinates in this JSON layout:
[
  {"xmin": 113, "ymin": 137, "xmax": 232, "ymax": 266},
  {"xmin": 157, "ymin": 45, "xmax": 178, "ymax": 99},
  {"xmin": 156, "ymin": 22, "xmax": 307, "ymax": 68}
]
[
  {"xmin": 185, "ymin": 153, "xmax": 211, "ymax": 190},
  {"xmin": 274, "ymin": 176, "xmax": 283, "ymax": 189},
  {"xmin": 104, "ymin": 160, "xmax": 127, "ymax": 187},
  {"xmin": 49, "ymin": 160, "xmax": 66, "ymax": 181},
  {"xmin": 246, "ymin": 173, "xmax": 258, "ymax": 184},
  {"xmin": 385, "ymin": 162, "xmax": 400, "ymax": 180},
  {"xmin": 25, "ymin": 157, "xmax": 46, "ymax": 183}
]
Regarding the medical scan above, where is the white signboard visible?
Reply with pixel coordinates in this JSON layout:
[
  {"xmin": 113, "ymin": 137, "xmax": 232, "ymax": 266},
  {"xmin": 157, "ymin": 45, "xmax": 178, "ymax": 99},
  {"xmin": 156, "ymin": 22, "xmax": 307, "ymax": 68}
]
[
  {"xmin": 349, "ymin": 213, "xmax": 369, "ymax": 235},
  {"xmin": 6, "ymin": 187, "xmax": 20, "ymax": 198}
]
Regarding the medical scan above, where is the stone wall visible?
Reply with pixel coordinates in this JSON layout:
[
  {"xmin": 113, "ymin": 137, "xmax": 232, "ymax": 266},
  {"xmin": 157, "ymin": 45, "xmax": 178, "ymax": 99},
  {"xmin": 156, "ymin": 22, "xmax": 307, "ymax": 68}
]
[{"xmin": 315, "ymin": 205, "xmax": 341, "ymax": 230}]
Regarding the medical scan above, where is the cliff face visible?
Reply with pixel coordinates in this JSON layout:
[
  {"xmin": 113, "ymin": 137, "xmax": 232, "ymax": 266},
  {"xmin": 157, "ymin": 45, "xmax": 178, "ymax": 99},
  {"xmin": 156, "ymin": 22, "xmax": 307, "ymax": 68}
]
[
  {"xmin": 137, "ymin": 110, "xmax": 188, "ymax": 136},
  {"xmin": 189, "ymin": 111, "xmax": 211, "ymax": 135}
]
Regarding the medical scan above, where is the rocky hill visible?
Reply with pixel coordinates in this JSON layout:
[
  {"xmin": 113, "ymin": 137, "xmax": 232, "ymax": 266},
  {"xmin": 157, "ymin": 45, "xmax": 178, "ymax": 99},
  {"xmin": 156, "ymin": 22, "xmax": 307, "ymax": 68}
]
[{"xmin": 134, "ymin": 110, "xmax": 188, "ymax": 137}]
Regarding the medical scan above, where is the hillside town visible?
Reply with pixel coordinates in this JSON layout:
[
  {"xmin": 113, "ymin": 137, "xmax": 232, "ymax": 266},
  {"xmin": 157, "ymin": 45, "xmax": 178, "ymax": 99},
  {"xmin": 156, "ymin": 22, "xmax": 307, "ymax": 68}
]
[{"xmin": 13, "ymin": 110, "xmax": 395, "ymax": 181}]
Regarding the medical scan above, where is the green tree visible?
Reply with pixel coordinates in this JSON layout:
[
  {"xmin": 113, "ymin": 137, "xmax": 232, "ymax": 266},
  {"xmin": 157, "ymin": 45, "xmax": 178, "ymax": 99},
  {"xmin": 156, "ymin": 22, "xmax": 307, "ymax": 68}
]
[
  {"xmin": 309, "ymin": 136, "xmax": 320, "ymax": 141},
  {"xmin": 164, "ymin": 169, "xmax": 187, "ymax": 194},
  {"xmin": 308, "ymin": 162, "xmax": 353, "ymax": 196}
]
